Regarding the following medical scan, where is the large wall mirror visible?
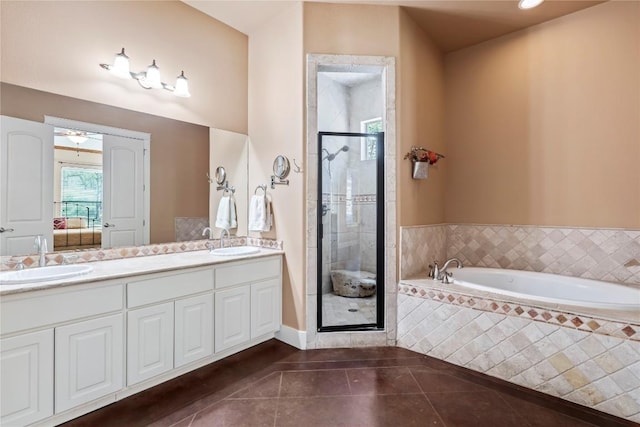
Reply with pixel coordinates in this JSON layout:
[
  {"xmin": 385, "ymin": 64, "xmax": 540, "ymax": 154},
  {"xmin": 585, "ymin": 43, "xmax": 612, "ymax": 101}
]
[{"xmin": 0, "ymin": 83, "xmax": 248, "ymax": 256}]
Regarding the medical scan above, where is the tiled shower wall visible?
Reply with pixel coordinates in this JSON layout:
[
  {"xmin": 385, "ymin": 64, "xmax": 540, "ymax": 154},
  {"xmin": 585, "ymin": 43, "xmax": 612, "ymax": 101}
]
[{"xmin": 401, "ymin": 224, "xmax": 640, "ymax": 285}]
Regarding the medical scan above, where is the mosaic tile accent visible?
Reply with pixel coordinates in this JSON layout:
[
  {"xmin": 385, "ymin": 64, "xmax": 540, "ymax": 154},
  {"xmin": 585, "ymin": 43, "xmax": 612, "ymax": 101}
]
[
  {"xmin": 447, "ymin": 224, "xmax": 640, "ymax": 285},
  {"xmin": 400, "ymin": 225, "xmax": 447, "ymax": 280},
  {"xmin": 397, "ymin": 292, "xmax": 640, "ymax": 422},
  {"xmin": 0, "ymin": 237, "xmax": 283, "ymax": 270},
  {"xmin": 398, "ymin": 282, "xmax": 639, "ymax": 342},
  {"xmin": 321, "ymin": 193, "xmax": 377, "ymax": 204},
  {"xmin": 175, "ymin": 217, "xmax": 209, "ymax": 241}
]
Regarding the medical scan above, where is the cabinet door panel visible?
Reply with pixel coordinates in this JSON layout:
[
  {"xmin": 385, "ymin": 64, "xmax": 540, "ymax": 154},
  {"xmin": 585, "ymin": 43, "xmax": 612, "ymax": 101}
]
[
  {"xmin": 251, "ymin": 279, "xmax": 281, "ymax": 338},
  {"xmin": 1, "ymin": 330, "xmax": 54, "ymax": 426},
  {"xmin": 55, "ymin": 314, "xmax": 124, "ymax": 413},
  {"xmin": 127, "ymin": 302, "xmax": 174, "ymax": 385},
  {"xmin": 215, "ymin": 287, "xmax": 250, "ymax": 352},
  {"xmin": 175, "ymin": 294, "xmax": 213, "ymax": 367}
]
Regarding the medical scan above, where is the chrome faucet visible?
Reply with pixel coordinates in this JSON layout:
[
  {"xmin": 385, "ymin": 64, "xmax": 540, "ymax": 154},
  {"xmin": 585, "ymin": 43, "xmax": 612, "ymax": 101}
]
[
  {"xmin": 437, "ymin": 258, "xmax": 463, "ymax": 283},
  {"xmin": 219, "ymin": 228, "xmax": 230, "ymax": 249},
  {"xmin": 202, "ymin": 227, "xmax": 215, "ymax": 252},
  {"xmin": 34, "ymin": 235, "xmax": 48, "ymax": 267}
]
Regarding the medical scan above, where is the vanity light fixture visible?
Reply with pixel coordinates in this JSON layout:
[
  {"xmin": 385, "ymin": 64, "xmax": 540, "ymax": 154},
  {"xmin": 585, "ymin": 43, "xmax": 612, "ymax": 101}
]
[
  {"xmin": 518, "ymin": 0, "xmax": 544, "ymax": 9},
  {"xmin": 99, "ymin": 48, "xmax": 191, "ymax": 98}
]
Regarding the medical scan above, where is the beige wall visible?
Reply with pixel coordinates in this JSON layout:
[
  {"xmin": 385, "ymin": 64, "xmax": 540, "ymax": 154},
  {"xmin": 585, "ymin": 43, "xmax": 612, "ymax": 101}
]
[
  {"xmin": 398, "ymin": 9, "xmax": 446, "ymax": 226},
  {"xmin": 304, "ymin": 3, "xmax": 399, "ymax": 57},
  {"xmin": 0, "ymin": 0, "xmax": 247, "ymax": 132},
  {"xmin": 1, "ymin": 83, "xmax": 209, "ymax": 244},
  {"xmin": 444, "ymin": 1, "xmax": 640, "ymax": 228},
  {"xmin": 248, "ymin": 3, "xmax": 304, "ymax": 330}
]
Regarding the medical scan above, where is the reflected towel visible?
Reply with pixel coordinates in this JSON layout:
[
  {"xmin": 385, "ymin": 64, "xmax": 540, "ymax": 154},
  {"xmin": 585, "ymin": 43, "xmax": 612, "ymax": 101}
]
[
  {"xmin": 215, "ymin": 195, "xmax": 237, "ymax": 230},
  {"xmin": 248, "ymin": 194, "xmax": 272, "ymax": 232}
]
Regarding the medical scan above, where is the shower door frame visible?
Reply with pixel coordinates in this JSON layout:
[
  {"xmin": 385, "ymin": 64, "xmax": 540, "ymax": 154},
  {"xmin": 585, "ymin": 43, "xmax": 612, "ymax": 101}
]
[{"xmin": 316, "ymin": 131, "xmax": 385, "ymax": 332}]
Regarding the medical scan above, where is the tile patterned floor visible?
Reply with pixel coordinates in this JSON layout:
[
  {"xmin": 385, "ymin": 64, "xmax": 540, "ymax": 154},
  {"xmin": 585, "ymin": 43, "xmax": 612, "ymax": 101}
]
[{"xmin": 62, "ymin": 340, "xmax": 634, "ymax": 427}]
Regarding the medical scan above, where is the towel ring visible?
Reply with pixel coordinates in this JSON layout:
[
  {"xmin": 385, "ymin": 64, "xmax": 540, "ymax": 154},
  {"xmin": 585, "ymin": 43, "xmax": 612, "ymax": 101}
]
[{"xmin": 254, "ymin": 184, "xmax": 267, "ymax": 195}]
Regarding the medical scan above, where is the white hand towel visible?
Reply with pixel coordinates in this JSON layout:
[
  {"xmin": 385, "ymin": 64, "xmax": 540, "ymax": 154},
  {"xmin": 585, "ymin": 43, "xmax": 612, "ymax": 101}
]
[
  {"xmin": 215, "ymin": 196, "xmax": 234, "ymax": 229},
  {"xmin": 262, "ymin": 199, "xmax": 272, "ymax": 232},
  {"xmin": 248, "ymin": 194, "xmax": 266, "ymax": 232},
  {"xmin": 228, "ymin": 196, "xmax": 238, "ymax": 230}
]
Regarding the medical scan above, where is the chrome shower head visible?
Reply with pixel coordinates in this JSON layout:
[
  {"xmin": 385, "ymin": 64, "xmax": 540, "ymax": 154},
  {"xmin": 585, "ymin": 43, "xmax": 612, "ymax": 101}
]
[{"xmin": 323, "ymin": 145, "xmax": 350, "ymax": 162}]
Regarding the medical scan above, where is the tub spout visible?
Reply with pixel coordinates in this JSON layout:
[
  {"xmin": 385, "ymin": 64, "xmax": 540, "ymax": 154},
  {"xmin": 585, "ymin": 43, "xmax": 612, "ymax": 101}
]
[{"xmin": 438, "ymin": 258, "xmax": 463, "ymax": 283}]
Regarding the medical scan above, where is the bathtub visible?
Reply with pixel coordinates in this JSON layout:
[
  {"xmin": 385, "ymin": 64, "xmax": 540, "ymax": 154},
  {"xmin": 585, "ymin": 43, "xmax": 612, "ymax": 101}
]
[{"xmin": 447, "ymin": 267, "xmax": 640, "ymax": 315}]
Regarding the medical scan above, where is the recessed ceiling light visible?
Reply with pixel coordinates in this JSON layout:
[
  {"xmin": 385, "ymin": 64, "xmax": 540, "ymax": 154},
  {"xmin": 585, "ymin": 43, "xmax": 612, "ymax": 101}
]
[{"xmin": 519, "ymin": 0, "xmax": 544, "ymax": 10}]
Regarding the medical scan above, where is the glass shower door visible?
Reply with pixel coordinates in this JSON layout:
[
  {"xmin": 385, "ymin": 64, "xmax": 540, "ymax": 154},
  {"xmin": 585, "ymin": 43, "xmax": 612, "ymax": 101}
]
[{"xmin": 317, "ymin": 131, "xmax": 384, "ymax": 331}]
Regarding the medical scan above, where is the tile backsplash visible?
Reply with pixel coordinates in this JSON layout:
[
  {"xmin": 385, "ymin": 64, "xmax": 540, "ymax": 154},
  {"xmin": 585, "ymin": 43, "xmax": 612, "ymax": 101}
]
[
  {"xmin": 1, "ymin": 237, "xmax": 283, "ymax": 270},
  {"xmin": 401, "ymin": 224, "xmax": 640, "ymax": 285}
]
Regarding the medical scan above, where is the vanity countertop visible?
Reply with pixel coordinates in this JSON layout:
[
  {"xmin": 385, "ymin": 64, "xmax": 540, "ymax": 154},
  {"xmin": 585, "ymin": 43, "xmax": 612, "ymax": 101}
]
[{"xmin": 0, "ymin": 248, "xmax": 284, "ymax": 297}]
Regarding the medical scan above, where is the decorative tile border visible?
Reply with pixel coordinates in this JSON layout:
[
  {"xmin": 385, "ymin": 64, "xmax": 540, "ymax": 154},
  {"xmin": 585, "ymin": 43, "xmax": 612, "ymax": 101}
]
[
  {"xmin": 321, "ymin": 193, "xmax": 377, "ymax": 203},
  {"xmin": 398, "ymin": 281, "xmax": 639, "ymax": 343},
  {"xmin": 0, "ymin": 237, "xmax": 283, "ymax": 270}
]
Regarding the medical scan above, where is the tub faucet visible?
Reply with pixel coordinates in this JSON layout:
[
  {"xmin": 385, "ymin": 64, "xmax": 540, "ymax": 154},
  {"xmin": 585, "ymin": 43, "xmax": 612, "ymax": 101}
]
[
  {"xmin": 428, "ymin": 261, "xmax": 440, "ymax": 280},
  {"xmin": 202, "ymin": 227, "xmax": 214, "ymax": 252},
  {"xmin": 438, "ymin": 258, "xmax": 463, "ymax": 284},
  {"xmin": 219, "ymin": 228, "xmax": 230, "ymax": 249},
  {"xmin": 34, "ymin": 235, "xmax": 48, "ymax": 267}
]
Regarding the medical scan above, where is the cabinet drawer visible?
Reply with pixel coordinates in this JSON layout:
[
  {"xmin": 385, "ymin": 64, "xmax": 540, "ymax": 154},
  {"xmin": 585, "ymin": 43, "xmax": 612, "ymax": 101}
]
[
  {"xmin": 127, "ymin": 268, "xmax": 213, "ymax": 308},
  {"xmin": 214, "ymin": 257, "xmax": 281, "ymax": 289},
  {"xmin": 1, "ymin": 283, "xmax": 123, "ymax": 335}
]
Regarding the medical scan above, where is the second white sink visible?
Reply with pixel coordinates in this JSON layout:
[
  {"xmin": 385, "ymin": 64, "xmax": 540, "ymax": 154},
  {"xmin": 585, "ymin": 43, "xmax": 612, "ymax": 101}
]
[
  {"xmin": 0, "ymin": 264, "xmax": 94, "ymax": 285},
  {"xmin": 211, "ymin": 246, "xmax": 260, "ymax": 256}
]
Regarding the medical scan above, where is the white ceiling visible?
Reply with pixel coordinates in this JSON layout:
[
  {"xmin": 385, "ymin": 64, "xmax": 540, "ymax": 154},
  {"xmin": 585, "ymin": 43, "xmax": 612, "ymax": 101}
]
[{"xmin": 183, "ymin": 0, "xmax": 605, "ymax": 52}]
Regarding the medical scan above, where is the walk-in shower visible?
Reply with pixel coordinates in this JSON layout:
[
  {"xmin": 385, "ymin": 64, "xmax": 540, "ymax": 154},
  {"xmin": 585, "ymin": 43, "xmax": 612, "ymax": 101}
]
[{"xmin": 316, "ymin": 65, "xmax": 385, "ymax": 331}]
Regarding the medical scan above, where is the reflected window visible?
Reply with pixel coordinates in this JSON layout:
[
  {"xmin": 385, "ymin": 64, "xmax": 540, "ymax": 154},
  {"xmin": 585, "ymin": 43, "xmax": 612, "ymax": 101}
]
[{"xmin": 60, "ymin": 166, "xmax": 103, "ymax": 224}]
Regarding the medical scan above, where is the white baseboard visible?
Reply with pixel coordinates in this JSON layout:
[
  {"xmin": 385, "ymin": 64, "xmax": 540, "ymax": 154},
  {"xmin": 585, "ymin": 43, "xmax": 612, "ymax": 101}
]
[{"xmin": 275, "ymin": 325, "xmax": 307, "ymax": 350}]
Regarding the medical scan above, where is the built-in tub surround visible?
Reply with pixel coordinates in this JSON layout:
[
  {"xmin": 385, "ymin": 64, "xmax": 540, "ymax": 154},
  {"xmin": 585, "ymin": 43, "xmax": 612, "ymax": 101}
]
[
  {"xmin": 397, "ymin": 278, "xmax": 640, "ymax": 422},
  {"xmin": 399, "ymin": 224, "xmax": 640, "ymax": 422},
  {"xmin": 0, "ymin": 237, "xmax": 283, "ymax": 273}
]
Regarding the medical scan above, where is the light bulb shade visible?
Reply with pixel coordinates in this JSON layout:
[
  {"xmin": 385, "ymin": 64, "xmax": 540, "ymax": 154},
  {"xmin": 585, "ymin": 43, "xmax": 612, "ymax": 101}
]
[
  {"xmin": 174, "ymin": 71, "xmax": 191, "ymax": 98},
  {"xmin": 111, "ymin": 48, "xmax": 131, "ymax": 79},
  {"xmin": 145, "ymin": 60, "xmax": 162, "ymax": 89},
  {"xmin": 518, "ymin": 0, "xmax": 544, "ymax": 9},
  {"xmin": 68, "ymin": 135, "xmax": 88, "ymax": 144}
]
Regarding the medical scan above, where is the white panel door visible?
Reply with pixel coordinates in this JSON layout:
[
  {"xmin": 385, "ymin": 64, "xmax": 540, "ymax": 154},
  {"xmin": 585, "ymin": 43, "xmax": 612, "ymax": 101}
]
[
  {"xmin": 102, "ymin": 134, "xmax": 144, "ymax": 248},
  {"xmin": 175, "ymin": 294, "xmax": 213, "ymax": 368},
  {"xmin": 251, "ymin": 279, "xmax": 281, "ymax": 338},
  {"xmin": 0, "ymin": 116, "xmax": 54, "ymax": 256},
  {"xmin": 0, "ymin": 329, "xmax": 54, "ymax": 426},
  {"xmin": 55, "ymin": 314, "xmax": 124, "ymax": 413},
  {"xmin": 214, "ymin": 286, "xmax": 250, "ymax": 353},
  {"xmin": 127, "ymin": 302, "xmax": 174, "ymax": 385}
]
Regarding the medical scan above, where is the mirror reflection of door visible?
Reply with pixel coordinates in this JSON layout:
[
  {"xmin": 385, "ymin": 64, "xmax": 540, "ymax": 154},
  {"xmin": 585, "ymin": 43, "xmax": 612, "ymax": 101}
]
[{"xmin": 0, "ymin": 116, "xmax": 54, "ymax": 256}]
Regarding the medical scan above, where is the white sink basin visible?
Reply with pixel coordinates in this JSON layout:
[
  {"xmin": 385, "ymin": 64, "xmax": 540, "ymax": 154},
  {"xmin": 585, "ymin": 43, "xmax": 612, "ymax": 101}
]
[
  {"xmin": 211, "ymin": 246, "xmax": 260, "ymax": 256},
  {"xmin": 0, "ymin": 264, "xmax": 94, "ymax": 285}
]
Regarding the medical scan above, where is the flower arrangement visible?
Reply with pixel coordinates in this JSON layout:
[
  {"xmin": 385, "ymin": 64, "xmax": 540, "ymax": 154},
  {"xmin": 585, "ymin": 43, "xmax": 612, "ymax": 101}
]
[{"xmin": 403, "ymin": 146, "xmax": 445, "ymax": 165}]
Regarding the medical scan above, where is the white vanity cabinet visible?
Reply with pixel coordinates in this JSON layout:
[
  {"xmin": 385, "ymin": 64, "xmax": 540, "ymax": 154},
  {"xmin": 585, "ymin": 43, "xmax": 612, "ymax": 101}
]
[
  {"xmin": 0, "ymin": 252, "xmax": 282, "ymax": 426},
  {"xmin": 126, "ymin": 267, "xmax": 214, "ymax": 386},
  {"xmin": 55, "ymin": 314, "xmax": 124, "ymax": 413},
  {"xmin": 0, "ymin": 330, "xmax": 54, "ymax": 426},
  {"xmin": 0, "ymin": 281, "xmax": 123, "ymax": 426},
  {"xmin": 214, "ymin": 256, "xmax": 281, "ymax": 353}
]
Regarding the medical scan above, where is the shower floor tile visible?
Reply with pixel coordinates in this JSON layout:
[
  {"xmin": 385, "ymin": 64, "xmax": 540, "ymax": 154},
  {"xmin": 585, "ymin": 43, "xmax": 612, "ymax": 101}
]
[
  {"xmin": 322, "ymin": 292, "xmax": 376, "ymax": 326},
  {"xmin": 62, "ymin": 340, "xmax": 633, "ymax": 427}
]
